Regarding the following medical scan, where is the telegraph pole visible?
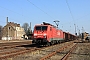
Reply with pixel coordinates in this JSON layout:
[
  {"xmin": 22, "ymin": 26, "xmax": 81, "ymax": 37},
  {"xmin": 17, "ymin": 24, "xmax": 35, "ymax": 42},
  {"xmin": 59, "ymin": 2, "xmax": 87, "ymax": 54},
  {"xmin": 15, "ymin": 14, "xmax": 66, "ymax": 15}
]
[
  {"xmin": 82, "ymin": 27, "xmax": 84, "ymax": 41},
  {"xmin": 82, "ymin": 27, "xmax": 84, "ymax": 33},
  {"xmin": 79, "ymin": 29, "xmax": 80, "ymax": 38},
  {"xmin": 30, "ymin": 22, "xmax": 31, "ymax": 30},
  {"xmin": 30, "ymin": 22, "xmax": 31, "ymax": 34},
  {"xmin": 74, "ymin": 24, "xmax": 77, "ymax": 35}
]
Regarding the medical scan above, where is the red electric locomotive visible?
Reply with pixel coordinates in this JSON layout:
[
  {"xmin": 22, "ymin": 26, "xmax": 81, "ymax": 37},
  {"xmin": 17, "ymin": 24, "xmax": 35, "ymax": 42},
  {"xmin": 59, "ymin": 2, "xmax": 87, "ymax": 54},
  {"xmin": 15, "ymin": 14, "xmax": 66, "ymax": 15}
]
[{"xmin": 33, "ymin": 22, "xmax": 65, "ymax": 45}]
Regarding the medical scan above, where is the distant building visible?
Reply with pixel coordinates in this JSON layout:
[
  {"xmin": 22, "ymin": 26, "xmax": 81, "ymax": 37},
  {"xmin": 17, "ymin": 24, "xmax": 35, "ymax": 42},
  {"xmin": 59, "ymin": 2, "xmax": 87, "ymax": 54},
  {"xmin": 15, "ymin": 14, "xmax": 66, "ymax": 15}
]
[
  {"xmin": 0, "ymin": 26, "xmax": 3, "ymax": 40},
  {"xmin": 2, "ymin": 22, "xmax": 25, "ymax": 40}
]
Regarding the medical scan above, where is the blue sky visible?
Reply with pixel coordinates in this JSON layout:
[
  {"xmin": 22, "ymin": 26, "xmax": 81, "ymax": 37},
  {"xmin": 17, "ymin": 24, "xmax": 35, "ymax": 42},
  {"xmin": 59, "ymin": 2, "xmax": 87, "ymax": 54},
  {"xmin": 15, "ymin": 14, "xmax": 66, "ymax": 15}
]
[{"xmin": 0, "ymin": 0, "xmax": 90, "ymax": 34}]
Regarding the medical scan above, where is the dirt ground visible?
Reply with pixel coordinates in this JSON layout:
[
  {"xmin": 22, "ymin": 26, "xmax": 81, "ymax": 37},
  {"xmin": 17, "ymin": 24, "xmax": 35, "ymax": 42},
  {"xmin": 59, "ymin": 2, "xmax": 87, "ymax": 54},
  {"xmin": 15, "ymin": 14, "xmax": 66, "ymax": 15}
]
[
  {"xmin": 68, "ymin": 42, "xmax": 90, "ymax": 60},
  {"xmin": 6, "ymin": 42, "xmax": 90, "ymax": 60}
]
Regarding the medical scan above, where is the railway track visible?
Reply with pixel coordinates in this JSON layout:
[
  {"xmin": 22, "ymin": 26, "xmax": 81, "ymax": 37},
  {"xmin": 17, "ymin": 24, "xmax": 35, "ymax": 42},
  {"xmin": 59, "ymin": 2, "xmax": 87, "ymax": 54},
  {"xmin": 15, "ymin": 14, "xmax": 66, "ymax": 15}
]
[
  {"xmin": 0, "ymin": 40, "xmax": 34, "ymax": 59},
  {"xmin": 0, "ymin": 47, "xmax": 38, "ymax": 59},
  {"xmin": 11, "ymin": 40, "xmax": 78, "ymax": 60},
  {"xmin": 40, "ymin": 42, "xmax": 78, "ymax": 60},
  {"xmin": 0, "ymin": 41, "xmax": 32, "ymax": 50},
  {"xmin": 0, "ymin": 40, "xmax": 78, "ymax": 60},
  {"xmin": 0, "ymin": 40, "xmax": 51, "ymax": 59},
  {"xmin": 61, "ymin": 43, "xmax": 77, "ymax": 60}
]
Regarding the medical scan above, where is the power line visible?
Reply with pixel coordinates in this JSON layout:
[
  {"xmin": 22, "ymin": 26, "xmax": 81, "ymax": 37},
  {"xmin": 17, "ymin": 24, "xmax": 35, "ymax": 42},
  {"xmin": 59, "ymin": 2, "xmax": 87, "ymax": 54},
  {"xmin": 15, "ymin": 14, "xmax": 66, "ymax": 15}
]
[
  {"xmin": 65, "ymin": 0, "xmax": 75, "ymax": 21},
  {"xmin": 0, "ymin": 15, "xmax": 23, "ymax": 23},
  {"xmin": 7, "ymin": 0, "xmax": 36, "ymax": 21},
  {"xmin": 0, "ymin": 21, "xmax": 6, "ymax": 23},
  {"xmin": 27, "ymin": 0, "xmax": 55, "ymax": 20},
  {"xmin": 0, "ymin": 16, "xmax": 7, "ymax": 23},
  {"xmin": 66, "ymin": 0, "xmax": 77, "ymax": 35},
  {"xmin": 0, "ymin": 5, "xmax": 34, "ymax": 23},
  {"xmin": 0, "ymin": 6, "xmax": 22, "ymax": 16},
  {"xmin": 0, "ymin": 6, "xmax": 24, "ymax": 22},
  {"xmin": 8, "ymin": 0, "xmax": 24, "ymax": 17}
]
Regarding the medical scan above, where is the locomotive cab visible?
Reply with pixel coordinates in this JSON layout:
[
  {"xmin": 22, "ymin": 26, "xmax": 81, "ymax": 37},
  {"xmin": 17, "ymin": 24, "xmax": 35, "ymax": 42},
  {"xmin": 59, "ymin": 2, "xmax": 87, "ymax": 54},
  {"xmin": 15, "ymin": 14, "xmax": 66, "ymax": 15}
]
[{"xmin": 33, "ymin": 25, "xmax": 48, "ymax": 44}]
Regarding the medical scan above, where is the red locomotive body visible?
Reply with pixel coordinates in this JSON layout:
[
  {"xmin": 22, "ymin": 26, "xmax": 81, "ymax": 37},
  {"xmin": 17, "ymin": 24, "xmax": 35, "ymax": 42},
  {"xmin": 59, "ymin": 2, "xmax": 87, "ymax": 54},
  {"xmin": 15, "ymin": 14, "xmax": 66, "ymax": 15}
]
[
  {"xmin": 33, "ymin": 22, "xmax": 76, "ymax": 45},
  {"xmin": 33, "ymin": 22, "xmax": 64, "ymax": 45}
]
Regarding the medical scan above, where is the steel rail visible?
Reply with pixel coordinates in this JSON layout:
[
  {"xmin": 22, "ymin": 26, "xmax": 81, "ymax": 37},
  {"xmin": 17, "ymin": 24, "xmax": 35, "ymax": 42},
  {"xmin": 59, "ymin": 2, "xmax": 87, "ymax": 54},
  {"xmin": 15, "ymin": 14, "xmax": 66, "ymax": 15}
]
[
  {"xmin": 61, "ymin": 43, "xmax": 78, "ymax": 60},
  {"xmin": 0, "ymin": 47, "xmax": 38, "ymax": 59},
  {"xmin": 0, "ymin": 42, "xmax": 32, "ymax": 50},
  {"xmin": 40, "ymin": 42, "xmax": 74, "ymax": 60}
]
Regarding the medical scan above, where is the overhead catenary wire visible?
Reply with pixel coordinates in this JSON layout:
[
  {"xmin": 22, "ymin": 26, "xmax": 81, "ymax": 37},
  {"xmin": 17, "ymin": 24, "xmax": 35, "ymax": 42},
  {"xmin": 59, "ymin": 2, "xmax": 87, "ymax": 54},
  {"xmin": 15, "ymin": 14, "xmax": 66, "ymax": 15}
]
[
  {"xmin": 0, "ymin": 6, "xmax": 23, "ymax": 16},
  {"xmin": 65, "ymin": 0, "xmax": 77, "ymax": 35},
  {"xmin": 0, "ymin": 6, "xmax": 23, "ymax": 23},
  {"xmin": 27, "ymin": 0, "xmax": 55, "ymax": 20},
  {"xmin": 0, "ymin": 21, "xmax": 6, "ymax": 23},
  {"xmin": 0, "ymin": 0, "xmax": 35, "ymax": 22},
  {"xmin": 66, "ymin": 0, "xmax": 90, "ymax": 34},
  {"xmin": 7, "ymin": 0, "xmax": 24, "ymax": 19},
  {"xmin": 0, "ymin": 16, "xmax": 7, "ymax": 23},
  {"xmin": 65, "ymin": 0, "xmax": 75, "ymax": 22},
  {"xmin": 0, "ymin": 15, "xmax": 24, "ymax": 24},
  {"xmin": 0, "ymin": 5, "xmax": 34, "ymax": 24}
]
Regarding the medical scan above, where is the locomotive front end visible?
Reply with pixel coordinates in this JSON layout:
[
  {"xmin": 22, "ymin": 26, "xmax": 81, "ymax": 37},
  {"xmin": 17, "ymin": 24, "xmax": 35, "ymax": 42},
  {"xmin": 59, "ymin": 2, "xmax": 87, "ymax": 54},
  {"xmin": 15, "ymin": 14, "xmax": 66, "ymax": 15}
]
[{"xmin": 33, "ymin": 25, "xmax": 48, "ymax": 44}]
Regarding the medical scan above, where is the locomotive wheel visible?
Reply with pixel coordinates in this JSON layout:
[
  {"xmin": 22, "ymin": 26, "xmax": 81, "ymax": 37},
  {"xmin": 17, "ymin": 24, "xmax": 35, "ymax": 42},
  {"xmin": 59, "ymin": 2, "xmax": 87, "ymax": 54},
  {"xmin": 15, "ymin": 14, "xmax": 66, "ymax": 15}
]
[
  {"xmin": 57, "ymin": 41, "xmax": 59, "ymax": 44},
  {"xmin": 51, "ymin": 41, "xmax": 54, "ymax": 45},
  {"xmin": 46, "ymin": 42, "xmax": 50, "ymax": 46},
  {"xmin": 58, "ymin": 40, "xmax": 61, "ymax": 44},
  {"xmin": 53, "ymin": 41, "xmax": 56, "ymax": 44}
]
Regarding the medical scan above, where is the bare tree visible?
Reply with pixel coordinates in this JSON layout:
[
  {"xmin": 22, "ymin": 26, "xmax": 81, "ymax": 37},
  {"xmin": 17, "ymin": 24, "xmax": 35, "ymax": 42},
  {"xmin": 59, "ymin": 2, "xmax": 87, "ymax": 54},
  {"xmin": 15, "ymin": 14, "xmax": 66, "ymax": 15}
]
[
  {"xmin": 22, "ymin": 23, "xmax": 29, "ymax": 34},
  {"xmin": 22, "ymin": 23, "xmax": 33, "ymax": 39},
  {"xmin": 0, "ymin": 25, "xmax": 3, "ymax": 40}
]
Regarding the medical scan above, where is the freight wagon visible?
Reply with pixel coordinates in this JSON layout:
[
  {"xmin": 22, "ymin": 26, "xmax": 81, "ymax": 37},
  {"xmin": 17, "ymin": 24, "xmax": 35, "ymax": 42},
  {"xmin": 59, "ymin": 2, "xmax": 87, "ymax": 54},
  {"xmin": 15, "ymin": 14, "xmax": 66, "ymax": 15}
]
[{"xmin": 33, "ymin": 22, "xmax": 76, "ymax": 45}]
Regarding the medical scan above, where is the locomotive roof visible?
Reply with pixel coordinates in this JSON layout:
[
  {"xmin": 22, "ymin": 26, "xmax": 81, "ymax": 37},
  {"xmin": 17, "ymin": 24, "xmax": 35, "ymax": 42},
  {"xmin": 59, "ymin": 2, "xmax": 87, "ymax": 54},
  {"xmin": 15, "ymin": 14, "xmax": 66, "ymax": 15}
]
[
  {"xmin": 35, "ymin": 22, "xmax": 56, "ymax": 28},
  {"xmin": 43, "ymin": 22, "xmax": 56, "ymax": 28}
]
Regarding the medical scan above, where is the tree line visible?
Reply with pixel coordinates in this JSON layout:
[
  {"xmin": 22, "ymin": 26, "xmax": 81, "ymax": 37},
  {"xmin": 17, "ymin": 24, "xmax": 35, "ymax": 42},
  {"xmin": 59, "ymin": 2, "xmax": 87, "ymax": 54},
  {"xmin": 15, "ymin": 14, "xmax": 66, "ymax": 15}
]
[{"xmin": 22, "ymin": 23, "xmax": 33, "ymax": 39}]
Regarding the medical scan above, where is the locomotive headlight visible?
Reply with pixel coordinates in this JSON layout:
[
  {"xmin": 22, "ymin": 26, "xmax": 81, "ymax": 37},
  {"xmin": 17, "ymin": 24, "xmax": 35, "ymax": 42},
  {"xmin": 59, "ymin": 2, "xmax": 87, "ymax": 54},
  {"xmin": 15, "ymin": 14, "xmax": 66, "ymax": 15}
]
[
  {"xmin": 43, "ymin": 34, "xmax": 47, "ymax": 36},
  {"xmin": 43, "ymin": 34, "xmax": 47, "ymax": 38},
  {"xmin": 34, "ymin": 34, "xmax": 37, "ymax": 36}
]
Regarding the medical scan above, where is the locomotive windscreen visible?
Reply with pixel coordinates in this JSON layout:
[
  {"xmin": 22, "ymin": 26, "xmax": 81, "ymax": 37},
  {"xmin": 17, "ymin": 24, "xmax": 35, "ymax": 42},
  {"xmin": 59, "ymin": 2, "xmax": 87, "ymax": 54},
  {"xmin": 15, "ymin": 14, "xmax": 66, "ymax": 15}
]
[{"xmin": 35, "ymin": 26, "xmax": 47, "ymax": 30}]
